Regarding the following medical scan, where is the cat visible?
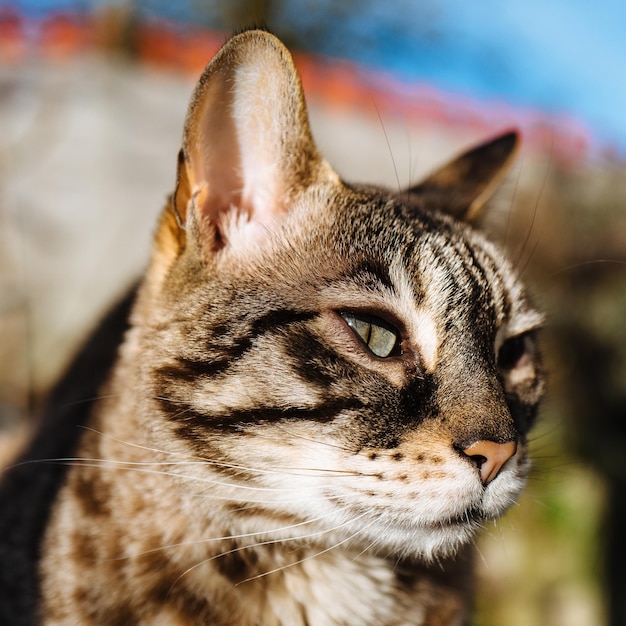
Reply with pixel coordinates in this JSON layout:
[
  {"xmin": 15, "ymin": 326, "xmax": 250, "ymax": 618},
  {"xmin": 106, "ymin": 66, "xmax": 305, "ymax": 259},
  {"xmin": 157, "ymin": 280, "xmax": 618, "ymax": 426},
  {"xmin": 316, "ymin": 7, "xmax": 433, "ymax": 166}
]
[{"xmin": 0, "ymin": 29, "xmax": 544, "ymax": 626}]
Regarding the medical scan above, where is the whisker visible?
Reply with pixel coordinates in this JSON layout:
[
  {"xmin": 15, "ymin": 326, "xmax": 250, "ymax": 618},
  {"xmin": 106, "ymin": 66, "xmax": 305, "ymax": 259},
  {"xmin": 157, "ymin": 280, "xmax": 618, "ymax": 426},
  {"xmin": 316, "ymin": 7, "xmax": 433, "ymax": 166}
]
[
  {"xmin": 79, "ymin": 425, "xmax": 206, "ymax": 461},
  {"xmin": 518, "ymin": 227, "xmax": 543, "ymax": 279},
  {"xmin": 512, "ymin": 157, "xmax": 548, "ymax": 271},
  {"xmin": 78, "ymin": 426, "xmax": 368, "ymax": 478},
  {"xmin": 406, "ymin": 124, "xmax": 413, "ymax": 204},
  {"xmin": 22, "ymin": 458, "xmax": 320, "ymax": 494},
  {"xmin": 473, "ymin": 538, "xmax": 489, "ymax": 570},
  {"xmin": 235, "ymin": 515, "xmax": 373, "ymax": 586},
  {"xmin": 269, "ymin": 425, "xmax": 353, "ymax": 453},
  {"xmin": 168, "ymin": 510, "xmax": 371, "ymax": 592},
  {"xmin": 351, "ymin": 534, "xmax": 383, "ymax": 562},
  {"xmin": 128, "ymin": 502, "xmax": 356, "ymax": 559},
  {"xmin": 547, "ymin": 258, "xmax": 626, "ymax": 278},
  {"xmin": 372, "ymin": 99, "xmax": 402, "ymax": 195},
  {"xmin": 504, "ymin": 157, "xmax": 524, "ymax": 249},
  {"xmin": 153, "ymin": 394, "xmax": 192, "ymax": 405},
  {"xmin": 57, "ymin": 393, "xmax": 121, "ymax": 409}
]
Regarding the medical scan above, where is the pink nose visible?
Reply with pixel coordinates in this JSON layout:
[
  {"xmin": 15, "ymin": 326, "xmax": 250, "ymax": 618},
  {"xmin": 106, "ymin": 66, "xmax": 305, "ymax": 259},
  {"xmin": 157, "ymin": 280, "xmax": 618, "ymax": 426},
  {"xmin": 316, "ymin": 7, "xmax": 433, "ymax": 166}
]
[{"xmin": 462, "ymin": 440, "xmax": 517, "ymax": 485}]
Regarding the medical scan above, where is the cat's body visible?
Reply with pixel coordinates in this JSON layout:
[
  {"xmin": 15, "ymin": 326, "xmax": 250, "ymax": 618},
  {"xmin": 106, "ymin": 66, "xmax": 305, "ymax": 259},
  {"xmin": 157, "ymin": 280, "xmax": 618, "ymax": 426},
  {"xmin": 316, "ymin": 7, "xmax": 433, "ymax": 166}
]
[{"xmin": 0, "ymin": 31, "xmax": 544, "ymax": 625}]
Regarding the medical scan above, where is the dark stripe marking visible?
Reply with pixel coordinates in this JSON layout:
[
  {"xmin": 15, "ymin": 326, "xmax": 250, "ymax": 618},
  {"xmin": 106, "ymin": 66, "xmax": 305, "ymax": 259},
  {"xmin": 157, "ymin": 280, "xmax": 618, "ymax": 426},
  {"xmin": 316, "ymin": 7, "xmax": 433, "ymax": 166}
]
[
  {"xmin": 157, "ymin": 309, "xmax": 316, "ymax": 383},
  {"xmin": 348, "ymin": 258, "xmax": 395, "ymax": 292},
  {"xmin": 159, "ymin": 397, "xmax": 362, "ymax": 433}
]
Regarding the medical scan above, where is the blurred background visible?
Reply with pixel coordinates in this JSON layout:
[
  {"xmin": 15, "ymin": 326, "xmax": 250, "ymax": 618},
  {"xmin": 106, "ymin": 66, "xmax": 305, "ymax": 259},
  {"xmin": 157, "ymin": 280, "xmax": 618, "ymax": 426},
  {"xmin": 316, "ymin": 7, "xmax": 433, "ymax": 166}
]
[{"xmin": 0, "ymin": 1, "xmax": 625, "ymax": 624}]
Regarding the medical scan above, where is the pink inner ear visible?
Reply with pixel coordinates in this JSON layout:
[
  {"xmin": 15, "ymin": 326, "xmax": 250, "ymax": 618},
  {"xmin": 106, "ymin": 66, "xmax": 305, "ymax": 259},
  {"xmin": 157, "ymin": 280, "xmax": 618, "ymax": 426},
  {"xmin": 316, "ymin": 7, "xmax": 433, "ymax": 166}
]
[
  {"xmin": 187, "ymin": 92, "xmax": 245, "ymax": 226},
  {"xmin": 180, "ymin": 31, "xmax": 326, "ymax": 246},
  {"xmin": 190, "ymin": 150, "xmax": 282, "ymax": 235},
  {"xmin": 185, "ymin": 82, "xmax": 284, "ymax": 231}
]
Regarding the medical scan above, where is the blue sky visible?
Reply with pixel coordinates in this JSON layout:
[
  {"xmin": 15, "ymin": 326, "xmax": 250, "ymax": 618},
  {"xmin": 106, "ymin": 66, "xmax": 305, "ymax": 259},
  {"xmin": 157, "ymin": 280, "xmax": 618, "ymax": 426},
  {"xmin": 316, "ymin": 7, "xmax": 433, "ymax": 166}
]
[{"xmin": 271, "ymin": 0, "xmax": 626, "ymax": 153}]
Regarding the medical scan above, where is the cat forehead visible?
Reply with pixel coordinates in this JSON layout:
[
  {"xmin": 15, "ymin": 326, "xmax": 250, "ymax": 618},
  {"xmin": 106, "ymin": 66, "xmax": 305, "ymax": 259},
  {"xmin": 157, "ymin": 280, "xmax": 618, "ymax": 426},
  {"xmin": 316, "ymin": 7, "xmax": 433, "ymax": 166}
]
[
  {"xmin": 305, "ymin": 190, "xmax": 527, "ymax": 309},
  {"xmin": 216, "ymin": 183, "xmax": 536, "ymax": 330},
  {"xmin": 326, "ymin": 190, "xmax": 514, "ymax": 289}
]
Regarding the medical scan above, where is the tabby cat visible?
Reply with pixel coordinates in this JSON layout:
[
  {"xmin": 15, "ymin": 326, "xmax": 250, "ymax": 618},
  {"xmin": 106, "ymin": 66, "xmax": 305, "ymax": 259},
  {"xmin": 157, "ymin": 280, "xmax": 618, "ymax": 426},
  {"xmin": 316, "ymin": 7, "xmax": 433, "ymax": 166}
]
[{"xmin": 0, "ymin": 30, "xmax": 544, "ymax": 626}]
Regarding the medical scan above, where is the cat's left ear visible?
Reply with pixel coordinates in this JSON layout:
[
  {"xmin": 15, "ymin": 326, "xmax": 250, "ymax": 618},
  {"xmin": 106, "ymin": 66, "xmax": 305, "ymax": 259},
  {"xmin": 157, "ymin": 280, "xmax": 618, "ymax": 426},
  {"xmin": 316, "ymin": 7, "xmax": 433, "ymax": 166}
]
[{"xmin": 407, "ymin": 131, "xmax": 519, "ymax": 222}]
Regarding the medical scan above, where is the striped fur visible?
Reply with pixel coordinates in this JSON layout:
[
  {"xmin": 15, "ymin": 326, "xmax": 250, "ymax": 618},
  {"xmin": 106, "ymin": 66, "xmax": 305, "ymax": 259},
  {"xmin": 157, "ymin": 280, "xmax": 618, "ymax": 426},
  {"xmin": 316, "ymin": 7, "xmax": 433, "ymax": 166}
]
[{"xmin": 35, "ymin": 31, "xmax": 544, "ymax": 625}]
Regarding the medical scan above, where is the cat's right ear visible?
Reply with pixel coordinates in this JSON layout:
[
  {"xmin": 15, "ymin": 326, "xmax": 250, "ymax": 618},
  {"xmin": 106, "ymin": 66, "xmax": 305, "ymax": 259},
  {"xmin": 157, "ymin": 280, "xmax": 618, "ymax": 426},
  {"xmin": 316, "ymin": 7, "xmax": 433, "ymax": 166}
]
[
  {"xmin": 408, "ymin": 131, "xmax": 520, "ymax": 223},
  {"xmin": 156, "ymin": 29, "xmax": 337, "ymax": 267}
]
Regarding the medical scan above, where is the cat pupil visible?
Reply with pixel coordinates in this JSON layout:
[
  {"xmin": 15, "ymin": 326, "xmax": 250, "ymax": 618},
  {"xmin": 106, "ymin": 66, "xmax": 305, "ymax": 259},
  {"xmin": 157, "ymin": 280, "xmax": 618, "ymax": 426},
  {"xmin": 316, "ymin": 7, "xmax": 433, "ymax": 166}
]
[{"xmin": 341, "ymin": 313, "xmax": 399, "ymax": 358}]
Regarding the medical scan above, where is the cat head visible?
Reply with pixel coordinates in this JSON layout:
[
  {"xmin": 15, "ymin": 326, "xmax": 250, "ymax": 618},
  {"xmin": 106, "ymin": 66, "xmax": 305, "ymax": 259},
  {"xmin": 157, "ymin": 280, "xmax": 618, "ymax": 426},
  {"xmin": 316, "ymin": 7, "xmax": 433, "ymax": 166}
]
[{"xmin": 132, "ymin": 30, "xmax": 544, "ymax": 560}]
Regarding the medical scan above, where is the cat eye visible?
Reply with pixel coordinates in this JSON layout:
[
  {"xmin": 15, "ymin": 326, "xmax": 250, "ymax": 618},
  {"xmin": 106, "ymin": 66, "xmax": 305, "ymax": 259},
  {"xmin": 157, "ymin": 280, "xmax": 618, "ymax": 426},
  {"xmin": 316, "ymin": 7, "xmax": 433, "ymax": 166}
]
[
  {"xmin": 340, "ymin": 312, "xmax": 400, "ymax": 358},
  {"xmin": 497, "ymin": 334, "xmax": 532, "ymax": 370}
]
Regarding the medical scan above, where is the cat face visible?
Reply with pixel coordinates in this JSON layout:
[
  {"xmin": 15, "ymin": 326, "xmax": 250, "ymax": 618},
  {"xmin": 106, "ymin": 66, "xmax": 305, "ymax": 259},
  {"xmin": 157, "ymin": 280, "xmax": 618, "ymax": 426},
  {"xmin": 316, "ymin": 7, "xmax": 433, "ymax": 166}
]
[{"xmin": 130, "ymin": 30, "xmax": 544, "ymax": 561}]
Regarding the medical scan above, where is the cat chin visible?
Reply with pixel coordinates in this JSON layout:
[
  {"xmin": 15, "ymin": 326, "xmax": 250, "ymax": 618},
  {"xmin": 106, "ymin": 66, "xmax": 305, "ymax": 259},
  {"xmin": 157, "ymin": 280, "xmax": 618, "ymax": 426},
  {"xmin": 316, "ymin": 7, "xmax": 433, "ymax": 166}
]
[
  {"xmin": 414, "ymin": 480, "xmax": 528, "ymax": 560},
  {"xmin": 361, "ymin": 518, "xmax": 479, "ymax": 563},
  {"xmin": 419, "ymin": 527, "xmax": 477, "ymax": 561},
  {"xmin": 418, "ymin": 530, "xmax": 476, "ymax": 561}
]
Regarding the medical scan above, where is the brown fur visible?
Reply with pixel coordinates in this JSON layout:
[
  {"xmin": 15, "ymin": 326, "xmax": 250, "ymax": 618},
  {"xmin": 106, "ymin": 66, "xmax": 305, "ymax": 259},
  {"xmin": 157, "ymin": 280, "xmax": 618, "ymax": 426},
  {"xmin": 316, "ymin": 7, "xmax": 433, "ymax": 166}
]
[{"xmin": 36, "ymin": 31, "xmax": 544, "ymax": 625}]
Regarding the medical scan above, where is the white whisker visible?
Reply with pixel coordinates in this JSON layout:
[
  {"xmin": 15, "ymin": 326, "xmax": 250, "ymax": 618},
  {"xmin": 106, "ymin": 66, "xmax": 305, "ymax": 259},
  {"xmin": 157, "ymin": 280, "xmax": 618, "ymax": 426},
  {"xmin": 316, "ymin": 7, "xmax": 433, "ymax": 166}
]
[
  {"xmin": 373, "ymin": 99, "xmax": 402, "ymax": 195},
  {"xmin": 168, "ymin": 510, "xmax": 371, "ymax": 593},
  {"xmin": 236, "ymin": 514, "xmax": 374, "ymax": 586},
  {"xmin": 21, "ymin": 452, "xmax": 369, "ymax": 481},
  {"xmin": 79, "ymin": 425, "xmax": 206, "ymax": 461},
  {"xmin": 351, "ymin": 534, "xmax": 383, "ymax": 562},
  {"xmin": 257, "ymin": 425, "xmax": 353, "ymax": 453},
  {"xmin": 128, "ymin": 502, "xmax": 356, "ymax": 559},
  {"xmin": 26, "ymin": 458, "xmax": 319, "ymax": 494}
]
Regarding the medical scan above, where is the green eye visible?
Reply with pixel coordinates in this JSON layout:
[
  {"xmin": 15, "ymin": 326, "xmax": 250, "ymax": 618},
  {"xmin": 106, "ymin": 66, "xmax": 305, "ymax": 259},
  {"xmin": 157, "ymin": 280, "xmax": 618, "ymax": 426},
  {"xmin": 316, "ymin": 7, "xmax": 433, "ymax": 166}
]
[{"xmin": 340, "ymin": 313, "xmax": 400, "ymax": 358}]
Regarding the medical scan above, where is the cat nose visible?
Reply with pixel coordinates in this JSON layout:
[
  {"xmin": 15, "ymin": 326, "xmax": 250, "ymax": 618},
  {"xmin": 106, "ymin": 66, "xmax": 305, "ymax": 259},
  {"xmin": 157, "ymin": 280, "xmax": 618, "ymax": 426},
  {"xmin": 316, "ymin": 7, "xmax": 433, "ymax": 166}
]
[{"xmin": 462, "ymin": 440, "xmax": 517, "ymax": 485}]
